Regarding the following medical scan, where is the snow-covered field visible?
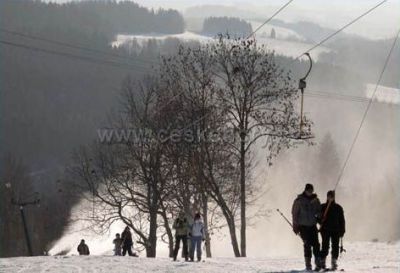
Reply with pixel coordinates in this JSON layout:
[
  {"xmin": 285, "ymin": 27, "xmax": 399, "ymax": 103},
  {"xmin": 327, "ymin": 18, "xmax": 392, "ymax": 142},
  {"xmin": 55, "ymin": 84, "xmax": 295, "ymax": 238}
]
[
  {"xmin": 366, "ymin": 84, "xmax": 400, "ymax": 105},
  {"xmin": 111, "ymin": 31, "xmax": 212, "ymax": 47},
  {"xmin": 111, "ymin": 31, "xmax": 331, "ymax": 60},
  {"xmin": 1, "ymin": 241, "xmax": 398, "ymax": 273}
]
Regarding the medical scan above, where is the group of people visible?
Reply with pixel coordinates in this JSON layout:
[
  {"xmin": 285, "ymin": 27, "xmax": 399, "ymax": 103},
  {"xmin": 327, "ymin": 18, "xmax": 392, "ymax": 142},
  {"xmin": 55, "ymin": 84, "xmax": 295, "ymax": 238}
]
[
  {"xmin": 292, "ymin": 183, "xmax": 346, "ymax": 271},
  {"xmin": 112, "ymin": 226, "xmax": 139, "ymax": 257},
  {"xmin": 77, "ymin": 183, "xmax": 344, "ymax": 271},
  {"xmin": 172, "ymin": 212, "xmax": 206, "ymax": 262},
  {"xmin": 77, "ymin": 226, "xmax": 138, "ymax": 257}
]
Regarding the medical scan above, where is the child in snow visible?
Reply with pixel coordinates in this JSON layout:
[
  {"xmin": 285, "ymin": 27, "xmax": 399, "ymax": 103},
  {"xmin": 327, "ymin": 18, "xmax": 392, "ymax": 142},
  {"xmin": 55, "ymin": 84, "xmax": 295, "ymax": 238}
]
[
  {"xmin": 113, "ymin": 233, "xmax": 123, "ymax": 256},
  {"xmin": 189, "ymin": 213, "xmax": 206, "ymax": 262}
]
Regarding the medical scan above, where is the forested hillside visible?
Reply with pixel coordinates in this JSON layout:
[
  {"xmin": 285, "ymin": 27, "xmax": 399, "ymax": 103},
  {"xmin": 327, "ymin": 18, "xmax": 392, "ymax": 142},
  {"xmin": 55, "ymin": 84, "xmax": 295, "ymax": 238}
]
[
  {"xmin": 202, "ymin": 17, "xmax": 252, "ymax": 37},
  {"xmin": 0, "ymin": 0, "xmax": 184, "ymax": 257}
]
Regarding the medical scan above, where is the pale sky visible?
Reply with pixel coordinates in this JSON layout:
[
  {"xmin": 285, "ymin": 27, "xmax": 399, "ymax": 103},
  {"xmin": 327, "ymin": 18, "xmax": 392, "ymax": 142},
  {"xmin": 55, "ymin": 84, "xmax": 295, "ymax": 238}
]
[{"xmin": 46, "ymin": 0, "xmax": 400, "ymax": 39}]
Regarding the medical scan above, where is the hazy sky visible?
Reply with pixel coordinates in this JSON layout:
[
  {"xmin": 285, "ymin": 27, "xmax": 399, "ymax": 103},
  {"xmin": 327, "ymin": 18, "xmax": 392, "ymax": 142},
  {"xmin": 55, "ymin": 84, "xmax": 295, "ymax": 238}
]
[{"xmin": 47, "ymin": 0, "xmax": 400, "ymax": 39}]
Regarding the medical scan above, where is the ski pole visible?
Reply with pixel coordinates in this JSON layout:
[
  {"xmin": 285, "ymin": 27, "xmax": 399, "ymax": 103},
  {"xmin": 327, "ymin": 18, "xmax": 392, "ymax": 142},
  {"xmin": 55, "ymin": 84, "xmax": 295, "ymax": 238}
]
[
  {"xmin": 340, "ymin": 237, "xmax": 346, "ymax": 255},
  {"xmin": 276, "ymin": 209, "xmax": 293, "ymax": 228}
]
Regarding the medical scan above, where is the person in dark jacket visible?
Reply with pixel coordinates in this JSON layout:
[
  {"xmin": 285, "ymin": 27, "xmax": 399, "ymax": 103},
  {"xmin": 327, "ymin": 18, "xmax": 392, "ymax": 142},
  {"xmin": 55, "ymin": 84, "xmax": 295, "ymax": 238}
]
[
  {"xmin": 319, "ymin": 190, "xmax": 345, "ymax": 270},
  {"xmin": 77, "ymin": 239, "xmax": 90, "ymax": 255},
  {"xmin": 292, "ymin": 183, "xmax": 322, "ymax": 271},
  {"xmin": 172, "ymin": 211, "xmax": 190, "ymax": 261},
  {"xmin": 121, "ymin": 226, "xmax": 137, "ymax": 257}
]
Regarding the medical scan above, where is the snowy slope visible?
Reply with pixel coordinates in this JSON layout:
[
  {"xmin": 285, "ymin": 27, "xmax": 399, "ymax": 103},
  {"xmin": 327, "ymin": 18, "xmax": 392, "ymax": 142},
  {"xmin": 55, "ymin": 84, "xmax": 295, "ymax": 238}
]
[
  {"xmin": 112, "ymin": 31, "xmax": 331, "ymax": 60},
  {"xmin": 249, "ymin": 20, "xmax": 305, "ymax": 41},
  {"xmin": 111, "ymin": 31, "xmax": 212, "ymax": 47},
  {"xmin": 0, "ymin": 241, "xmax": 398, "ymax": 273}
]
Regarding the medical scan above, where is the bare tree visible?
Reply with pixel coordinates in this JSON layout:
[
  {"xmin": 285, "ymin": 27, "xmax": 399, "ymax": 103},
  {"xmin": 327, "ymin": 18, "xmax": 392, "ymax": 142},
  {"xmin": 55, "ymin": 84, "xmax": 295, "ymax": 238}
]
[{"xmin": 209, "ymin": 37, "xmax": 308, "ymax": 256}]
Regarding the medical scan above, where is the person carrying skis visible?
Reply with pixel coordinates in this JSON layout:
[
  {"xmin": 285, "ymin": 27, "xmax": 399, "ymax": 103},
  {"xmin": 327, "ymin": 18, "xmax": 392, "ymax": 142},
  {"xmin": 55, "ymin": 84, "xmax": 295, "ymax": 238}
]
[
  {"xmin": 292, "ymin": 183, "xmax": 322, "ymax": 271},
  {"xmin": 113, "ymin": 233, "xmax": 123, "ymax": 256},
  {"xmin": 319, "ymin": 190, "xmax": 346, "ymax": 271},
  {"xmin": 121, "ymin": 226, "xmax": 138, "ymax": 257},
  {"xmin": 172, "ymin": 211, "xmax": 189, "ymax": 261},
  {"xmin": 189, "ymin": 212, "xmax": 206, "ymax": 262},
  {"xmin": 77, "ymin": 239, "xmax": 90, "ymax": 255}
]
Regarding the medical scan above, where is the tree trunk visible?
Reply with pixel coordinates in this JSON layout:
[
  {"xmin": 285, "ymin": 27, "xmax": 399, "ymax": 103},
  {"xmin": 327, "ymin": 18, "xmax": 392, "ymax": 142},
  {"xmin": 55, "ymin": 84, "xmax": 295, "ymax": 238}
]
[
  {"xmin": 217, "ymin": 194, "xmax": 241, "ymax": 257},
  {"xmin": 226, "ymin": 214, "xmax": 241, "ymax": 257},
  {"xmin": 147, "ymin": 205, "xmax": 158, "ymax": 257},
  {"xmin": 201, "ymin": 192, "xmax": 212, "ymax": 258},
  {"xmin": 240, "ymin": 134, "xmax": 246, "ymax": 257},
  {"xmin": 160, "ymin": 205, "xmax": 174, "ymax": 257}
]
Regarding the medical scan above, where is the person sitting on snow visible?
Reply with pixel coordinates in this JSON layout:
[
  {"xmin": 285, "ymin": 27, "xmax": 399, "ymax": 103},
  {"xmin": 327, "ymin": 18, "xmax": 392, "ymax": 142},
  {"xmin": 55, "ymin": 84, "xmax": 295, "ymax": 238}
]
[{"xmin": 77, "ymin": 239, "xmax": 90, "ymax": 255}]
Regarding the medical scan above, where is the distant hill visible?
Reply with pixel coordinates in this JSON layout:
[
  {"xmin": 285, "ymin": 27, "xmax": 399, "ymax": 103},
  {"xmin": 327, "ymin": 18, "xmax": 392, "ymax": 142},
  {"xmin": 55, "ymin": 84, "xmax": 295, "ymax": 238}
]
[{"xmin": 0, "ymin": 0, "xmax": 185, "ymax": 42}]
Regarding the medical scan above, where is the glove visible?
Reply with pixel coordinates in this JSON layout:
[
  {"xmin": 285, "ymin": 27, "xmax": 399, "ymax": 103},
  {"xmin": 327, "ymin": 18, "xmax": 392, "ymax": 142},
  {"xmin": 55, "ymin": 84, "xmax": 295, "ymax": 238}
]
[
  {"xmin": 202, "ymin": 238, "xmax": 205, "ymax": 242},
  {"xmin": 293, "ymin": 224, "xmax": 300, "ymax": 235}
]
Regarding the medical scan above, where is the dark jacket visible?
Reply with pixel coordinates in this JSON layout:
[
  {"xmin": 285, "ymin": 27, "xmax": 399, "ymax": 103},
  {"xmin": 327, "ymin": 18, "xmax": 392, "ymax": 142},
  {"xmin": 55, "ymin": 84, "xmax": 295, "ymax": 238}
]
[
  {"xmin": 77, "ymin": 243, "xmax": 90, "ymax": 255},
  {"xmin": 320, "ymin": 201, "xmax": 345, "ymax": 236},
  {"xmin": 173, "ymin": 216, "xmax": 189, "ymax": 236},
  {"xmin": 292, "ymin": 192, "xmax": 321, "ymax": 227},
  {"xmin": 121, "ymin": 229, "xmax": 133, "ymax": 246}
]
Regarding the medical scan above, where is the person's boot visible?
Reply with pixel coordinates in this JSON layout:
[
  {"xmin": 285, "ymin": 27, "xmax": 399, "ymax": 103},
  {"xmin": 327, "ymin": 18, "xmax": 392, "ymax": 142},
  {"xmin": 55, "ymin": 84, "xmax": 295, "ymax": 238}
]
[
  {"xmin": 314, "ymin": 257, "xmax": 322, "ymax": 271},
  {"xmin": 331, "ymin": 258, "xmax": 338, "ymax": 270},
  {"xmin": 305, "ymin": 257, "xmax": 312, "ymax": 271},
  {"xmin": 320, "ymin": 257, "xmax": 326, "ymax": 269},
  {"xmin": 197, "ymin": 256, "xmax": 201, "ymax": 262}
]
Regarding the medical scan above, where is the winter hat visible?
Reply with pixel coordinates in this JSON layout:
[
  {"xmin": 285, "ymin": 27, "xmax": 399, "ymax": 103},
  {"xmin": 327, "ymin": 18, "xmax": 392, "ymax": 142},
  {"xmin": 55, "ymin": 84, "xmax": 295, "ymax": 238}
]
[
  {"xmin": 304, "ymin": 183, "xmax": 314, "ymax": 192},
  {"xmin": 327, "ymin": 190, "xmax": 335, "ymax": 198}
]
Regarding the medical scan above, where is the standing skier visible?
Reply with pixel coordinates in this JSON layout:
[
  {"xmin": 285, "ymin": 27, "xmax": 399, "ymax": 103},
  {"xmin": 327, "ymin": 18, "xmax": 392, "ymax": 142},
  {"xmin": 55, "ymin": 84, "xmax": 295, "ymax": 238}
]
[
  {"xmin": 292, "ymin": 183, "xmax": 322, "ymax": 271},
  {"xmin": 121, "ymin": 226, "xmax": 137, "ymax": 257},
  {"xmin": 319, "ymin": 190, "xmax": 346, "ymax": 271},
  {"xmin": 189, "ymin": 212, "xmax": 206, "ymax": 262},
  {"xmin": 173, "ymin": 211, "xmax": 189, "ymax": 261}
]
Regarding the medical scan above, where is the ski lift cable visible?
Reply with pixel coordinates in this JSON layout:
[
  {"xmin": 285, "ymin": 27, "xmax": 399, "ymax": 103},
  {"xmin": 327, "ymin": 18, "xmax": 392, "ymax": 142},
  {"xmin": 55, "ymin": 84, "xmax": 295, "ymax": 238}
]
[
  {"xmin": 0, "ymin": 39, "xmax": 151, "ymax": 72},
  {"xmin": 308, "ymin": 91, "xmax": 371, "ymax": 101},
  {"xmin": 246, "ymin": 0, "xmax": 296, "ymax": 39},
  {"xmin": 334, "ymin": 27, "xmax": 400, "ymax": 191},
  {"xmin": 0, "ymin": 28, "xmax": 158, "ymax": 65},
  {"xmin": 287, "ymin": 0, "xmax": 388, "ymax": 66},
  {"xmin": 306, "ymin": 93, "xmax": 370, "ymax": 103},
  {"xmin": 306, "ymin": 94, "xmax": 368, "ymax": 103}
]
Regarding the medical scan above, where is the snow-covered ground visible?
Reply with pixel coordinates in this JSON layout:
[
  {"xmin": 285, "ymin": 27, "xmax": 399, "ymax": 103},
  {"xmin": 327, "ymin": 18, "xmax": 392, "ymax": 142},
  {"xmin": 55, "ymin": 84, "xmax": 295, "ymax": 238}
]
[
  {"xmin": 112, "ymin": 31, "xmax": 331, "ymax": 60},
  {"xmin": 0, "ymin": 241, "xmax": 398, "ymax": 273},
  {"xmin": 111, "ymin": 31, "xmax": 213, "ymax": 47},
  {"xmin": 366, "ymin": 84, "xmax": 400, "ymax": 105},
  {"xmin": 249, "ymin": 20, "xmax": 306, "ymax": 42}
]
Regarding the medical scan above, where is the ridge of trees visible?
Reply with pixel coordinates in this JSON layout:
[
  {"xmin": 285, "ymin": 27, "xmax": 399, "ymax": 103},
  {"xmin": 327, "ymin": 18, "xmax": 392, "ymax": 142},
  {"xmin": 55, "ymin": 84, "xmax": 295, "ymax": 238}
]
[{"xmin": 202, "ymin": 17, "xmax": 252, "ymax": 38}]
